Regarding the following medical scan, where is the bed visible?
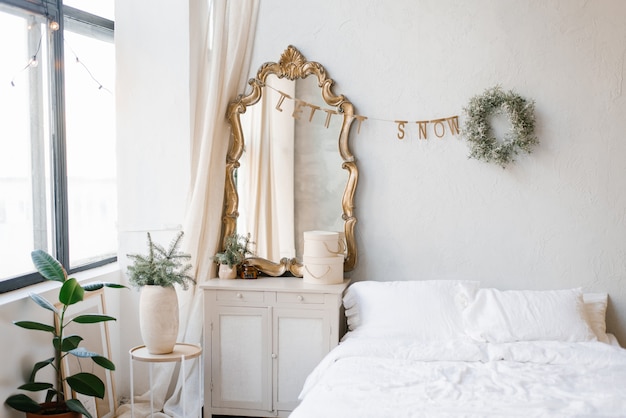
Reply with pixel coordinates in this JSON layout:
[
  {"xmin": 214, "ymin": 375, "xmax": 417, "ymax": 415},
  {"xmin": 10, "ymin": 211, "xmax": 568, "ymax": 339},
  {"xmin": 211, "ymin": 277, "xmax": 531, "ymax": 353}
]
[{"xmin": 290, "ymin": 280, "xmax": 626, "ymax": 417}]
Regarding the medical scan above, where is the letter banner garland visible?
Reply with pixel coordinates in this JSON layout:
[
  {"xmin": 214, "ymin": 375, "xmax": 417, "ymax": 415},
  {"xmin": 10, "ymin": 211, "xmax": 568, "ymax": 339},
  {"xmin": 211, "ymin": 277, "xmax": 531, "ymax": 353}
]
[
  {"xmin": 264, "ymin": 83, "xmax": 458, "ymax": 140},
  {"xmin": 263, "ymin": 84, "xmax": 537, "ymax": 166}
]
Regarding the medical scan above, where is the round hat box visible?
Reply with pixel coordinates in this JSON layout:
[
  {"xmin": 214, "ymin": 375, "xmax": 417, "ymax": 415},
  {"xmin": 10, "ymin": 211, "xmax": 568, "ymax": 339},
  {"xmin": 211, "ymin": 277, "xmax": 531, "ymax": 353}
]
[
  {"xmin": 303, "ymin": 230, "xmax": 345, "ymax": 258},
  {"xmin": 303, "ymin": 254, "xmax": 344, "ymax": 285}
]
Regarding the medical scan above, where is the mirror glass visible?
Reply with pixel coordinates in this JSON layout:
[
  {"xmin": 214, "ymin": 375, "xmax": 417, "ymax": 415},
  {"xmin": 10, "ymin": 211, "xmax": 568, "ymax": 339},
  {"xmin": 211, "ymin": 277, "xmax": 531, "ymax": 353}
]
[
  {"xmin": 237, "ymin": 74, "xmax": 345, "ymax": 262},
  {"xmin": 222, "ymin": 45, "xmax": 358, "ymax": 276}
]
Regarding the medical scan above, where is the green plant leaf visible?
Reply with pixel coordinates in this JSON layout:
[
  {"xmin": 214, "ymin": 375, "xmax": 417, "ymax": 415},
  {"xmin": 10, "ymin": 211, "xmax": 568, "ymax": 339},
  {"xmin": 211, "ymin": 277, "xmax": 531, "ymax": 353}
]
[
  {"xmin": 92, "ymin": 355, "xmax": 115, "ymax": 371},
  {"xmin": 60, "ymin": 335, "xmax": 83, "ymax": 351},
  {"xmin": 67, "ymin": 372, "xmax": 105, "ymax": 398},
  {"xmin": 66, "ymin": 398, "xmax": 93, "ymax": 418},
  {"xmin": 44, "ymin": 389, "xmax": 56, "ymax": 403},
  {"xmin": 72, "ymin": 314, "xmax": 116, "ymax": 324},
  {"xmin": 53, "ymin": 336, "xmax": 61, "ymax": 352},
  {"xmin": 28, "ymin": 357, "xmax": 54, "ymax": 382},
  {"xmin": 59, "ymin": 278, "xmax": 84, "ymax": 306},
  {"xmin": 18, "ymin": 382, "xmax": 53, "ymax": 392},
  {"xmin": 31, "ymin": 249, "xmax": 66, "ymax": 282},
  {"xmin": 28, "ymin": 292, "xmax": 59, "ymax": 313},
  {"xmin": 5, "ymin": 394, "xmax": 41, "ymax": 413},
  {"xmin": 14, "ymin": 320, "xmax": 55, "ymax": 333},
  {"xmin": 83, "ymin": 281, "xmax": 127, "ymax": 291},
  {"xmin": 68, "ymin": 347, "xmax": 100, "ymax": 358}
]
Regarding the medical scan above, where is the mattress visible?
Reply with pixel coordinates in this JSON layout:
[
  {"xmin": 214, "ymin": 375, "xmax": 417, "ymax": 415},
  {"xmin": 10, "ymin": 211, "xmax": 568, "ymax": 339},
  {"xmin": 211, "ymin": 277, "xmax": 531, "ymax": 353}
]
[{"xmin": 291, "ymin": 334, "xmax": 626, "ymax": 417}]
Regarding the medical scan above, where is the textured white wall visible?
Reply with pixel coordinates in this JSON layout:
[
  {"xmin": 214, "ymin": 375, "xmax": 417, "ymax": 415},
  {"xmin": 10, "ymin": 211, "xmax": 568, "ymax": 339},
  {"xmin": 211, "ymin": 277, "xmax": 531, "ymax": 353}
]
[
  {"xmin": 115, "ymin": 0, "xmax": 191, "ymax": 397},
  {"xmin": 252, "ymin": 0, "xmax": 626, "ymax": 343}
]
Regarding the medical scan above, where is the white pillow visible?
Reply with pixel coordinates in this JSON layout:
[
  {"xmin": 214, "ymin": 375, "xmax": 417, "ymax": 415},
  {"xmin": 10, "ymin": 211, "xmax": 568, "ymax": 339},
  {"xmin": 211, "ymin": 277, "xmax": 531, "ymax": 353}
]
[
  {"xmin": 463, "ymin": 288, "xmax": 597, "ymax": 343},
  {"xmin": 343, "ymin": 280, "xmax": 479, "ymax": 340},
  {"xmin": 583, "ymin": 293, "xmax": 609, "ymax": 343}
]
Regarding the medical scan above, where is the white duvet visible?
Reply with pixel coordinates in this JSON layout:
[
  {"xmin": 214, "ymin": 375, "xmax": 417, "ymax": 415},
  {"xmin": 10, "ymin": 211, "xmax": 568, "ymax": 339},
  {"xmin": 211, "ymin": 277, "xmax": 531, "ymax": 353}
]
[{"xmin": 291, "ymin": 333, "xmax": 626, "ymax": 417}]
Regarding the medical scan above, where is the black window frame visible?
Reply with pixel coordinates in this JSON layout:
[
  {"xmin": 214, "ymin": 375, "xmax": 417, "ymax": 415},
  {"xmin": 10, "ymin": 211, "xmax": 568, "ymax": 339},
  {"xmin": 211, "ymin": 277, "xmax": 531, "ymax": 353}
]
[{"xmin": 0, "ymin": 0, "xmax": 116, "ymax": 293}]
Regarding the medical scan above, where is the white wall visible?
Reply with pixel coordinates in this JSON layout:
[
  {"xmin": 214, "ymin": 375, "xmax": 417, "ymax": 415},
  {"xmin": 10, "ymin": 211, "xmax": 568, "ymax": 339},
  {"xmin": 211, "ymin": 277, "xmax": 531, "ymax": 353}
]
[
  {"xmin": 114, "ymin": 0, "xmax": 191, "ymax": 398},
  {"xmin": 251, "ymin": 0, "xmax": 626, "ymax": 344}
]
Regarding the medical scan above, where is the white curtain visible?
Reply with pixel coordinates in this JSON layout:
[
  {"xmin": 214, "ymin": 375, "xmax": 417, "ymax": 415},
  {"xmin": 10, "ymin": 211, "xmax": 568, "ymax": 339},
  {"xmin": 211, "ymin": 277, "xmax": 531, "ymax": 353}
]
[
  {"xmin": 116, "ymin": 1, "xmax": 258, "ymax": 416},
  {"xmin": 238, "ymin": 77, "xmax": 296, "ymax": 261}
]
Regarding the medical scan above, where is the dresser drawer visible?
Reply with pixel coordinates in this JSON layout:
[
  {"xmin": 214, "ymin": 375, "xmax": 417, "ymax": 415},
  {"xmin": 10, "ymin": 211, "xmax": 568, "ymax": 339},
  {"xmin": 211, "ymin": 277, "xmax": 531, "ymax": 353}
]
[
  {"xmin": 216, "ymin": 290, "xmax": 265, "ymax": 304},
  {"xmin": 276, "ymin": 292, "xmax": 325, "ymax": 305}
]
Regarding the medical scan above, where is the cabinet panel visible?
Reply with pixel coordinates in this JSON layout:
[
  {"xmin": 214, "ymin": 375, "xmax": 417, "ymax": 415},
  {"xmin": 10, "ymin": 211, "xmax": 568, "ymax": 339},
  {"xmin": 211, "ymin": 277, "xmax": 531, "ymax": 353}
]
[
  {"xmin": 273, "ymin": 308, "xmax": 329, "ymax": 411},
  {"xmin": 202, "ymin": 278, "xmax": 349, "ymax": 417},
  {"xmin": 211, "ymin": 307, "xmax": 271, "ymax": 411}
]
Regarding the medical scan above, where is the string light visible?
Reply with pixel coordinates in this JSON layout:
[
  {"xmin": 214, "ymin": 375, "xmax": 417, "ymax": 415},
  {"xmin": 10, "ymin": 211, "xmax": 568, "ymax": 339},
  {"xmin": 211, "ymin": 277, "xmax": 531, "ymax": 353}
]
[
  {"xmin": 10, "ymin": 0, "xmax": 107, "ymax": 93},
  {"xmin": 66, "ymin": 42, "xmax": 111, "ymax": 94},
  {"xmin": 9, "ymin": 25, "xmax": 110, "ymax": 95},
  {"xmin": 10, "ymin": 33, "xmax": 42, "ymax": 87}
]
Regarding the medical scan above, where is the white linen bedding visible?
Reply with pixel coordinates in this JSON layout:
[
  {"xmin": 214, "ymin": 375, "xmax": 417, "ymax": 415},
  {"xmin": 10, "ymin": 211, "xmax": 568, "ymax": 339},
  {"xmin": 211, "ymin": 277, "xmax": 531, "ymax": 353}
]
[{"xmin": 291, "ymin": 334, "xmax": 626, "ymax": 418}]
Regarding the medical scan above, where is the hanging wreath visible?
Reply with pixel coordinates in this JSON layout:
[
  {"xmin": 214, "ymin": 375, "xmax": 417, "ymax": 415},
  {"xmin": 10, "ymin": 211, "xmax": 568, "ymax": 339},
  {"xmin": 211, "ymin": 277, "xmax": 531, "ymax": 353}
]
[{"xmin": 462, "ymin": 86, "xmax": 538, "ymax": 167}]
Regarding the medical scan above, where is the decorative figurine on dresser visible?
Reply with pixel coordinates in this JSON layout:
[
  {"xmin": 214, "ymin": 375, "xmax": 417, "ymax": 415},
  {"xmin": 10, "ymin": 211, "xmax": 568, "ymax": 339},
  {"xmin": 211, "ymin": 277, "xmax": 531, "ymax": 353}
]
[{"xmin": 201, "ymin": 45, "xmax": 359, "ymax": 417}]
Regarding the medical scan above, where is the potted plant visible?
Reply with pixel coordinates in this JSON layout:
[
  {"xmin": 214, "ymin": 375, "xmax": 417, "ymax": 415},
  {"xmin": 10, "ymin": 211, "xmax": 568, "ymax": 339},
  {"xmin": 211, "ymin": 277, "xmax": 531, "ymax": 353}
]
[
  {"xmin": 5, "ymin": 250, "xmax": 127, "ymax": 418},
  {"xmin": 213, "ymin": 232, "xmax": 254, "ymax": 279},
  {"xmin": 126, "ymin": 231, "xmax": 194, "ymax": 354}
]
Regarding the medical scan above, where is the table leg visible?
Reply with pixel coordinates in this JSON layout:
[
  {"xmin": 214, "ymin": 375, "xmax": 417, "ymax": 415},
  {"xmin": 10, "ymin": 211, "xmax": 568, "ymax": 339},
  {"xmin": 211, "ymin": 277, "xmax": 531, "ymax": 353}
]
[
  {"xmin": 182, "ymin": 355, "xmax": 187, "ymax": 417},
  {"xmin": 149, "ymin": 363, "xmax": 154, "ymax": 418},
  {"xmin": 199, "ymin": 352, "xmax": 203, "ymax": 418},
  {"xmin": 130, "ymin": 352, "xmax": 134, "ymax": 418}
]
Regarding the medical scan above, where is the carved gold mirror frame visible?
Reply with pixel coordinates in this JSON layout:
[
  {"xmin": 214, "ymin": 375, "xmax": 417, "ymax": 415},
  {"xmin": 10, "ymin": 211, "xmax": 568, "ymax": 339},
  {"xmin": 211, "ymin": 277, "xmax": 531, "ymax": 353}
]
[{"xmin": 222, "ymin": 45, "xmax": 358, "ymax": 277}]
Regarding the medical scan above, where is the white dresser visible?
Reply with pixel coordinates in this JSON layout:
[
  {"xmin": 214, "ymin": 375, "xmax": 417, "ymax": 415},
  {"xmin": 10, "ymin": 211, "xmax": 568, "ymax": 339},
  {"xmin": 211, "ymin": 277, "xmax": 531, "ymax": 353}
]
[{"xmin": 200, "ymin": 277, "xmax": 349, "ymax": 418}]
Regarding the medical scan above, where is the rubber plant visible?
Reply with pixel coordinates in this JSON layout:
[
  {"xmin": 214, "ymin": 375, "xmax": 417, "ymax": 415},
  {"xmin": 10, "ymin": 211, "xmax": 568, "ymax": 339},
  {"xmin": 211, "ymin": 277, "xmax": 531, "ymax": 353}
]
[{"xmin": 5, "ymin": 250, "xmax": 127, "ymax": 417}]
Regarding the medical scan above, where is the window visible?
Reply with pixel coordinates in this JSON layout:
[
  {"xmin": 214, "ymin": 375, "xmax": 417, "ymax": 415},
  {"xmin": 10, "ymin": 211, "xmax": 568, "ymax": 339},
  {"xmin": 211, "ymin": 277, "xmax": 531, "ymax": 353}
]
[{"xmin": 0, "ymin": 0, "xmax": 116, "ymax": 293}]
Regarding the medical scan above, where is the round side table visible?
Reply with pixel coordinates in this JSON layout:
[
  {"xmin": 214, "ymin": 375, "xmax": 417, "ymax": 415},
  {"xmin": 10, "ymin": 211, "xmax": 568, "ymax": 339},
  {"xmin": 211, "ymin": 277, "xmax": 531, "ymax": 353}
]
[{"xmin": 129, "ymin": 343, "xmax": 203, "ymax": 418}]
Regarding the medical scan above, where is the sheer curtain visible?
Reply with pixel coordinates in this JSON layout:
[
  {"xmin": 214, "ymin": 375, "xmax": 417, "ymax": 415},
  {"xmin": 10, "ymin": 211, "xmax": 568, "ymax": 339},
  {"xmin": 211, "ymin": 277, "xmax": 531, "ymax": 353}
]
[
  {"xmin": 116, "ymin": 1, "xmax": 259, "ymax": 416},
  {"xmin": 169, "ymin": 0, "xmax": 260, "ymax": 415},
  {"xmin": 238, "ymin": 77, "xmax": 296, "ymax": 261}
]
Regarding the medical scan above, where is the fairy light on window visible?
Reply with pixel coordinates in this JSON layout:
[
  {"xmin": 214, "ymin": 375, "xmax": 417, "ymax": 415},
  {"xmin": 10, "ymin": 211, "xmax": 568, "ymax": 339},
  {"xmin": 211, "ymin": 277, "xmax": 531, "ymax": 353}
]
[
  {"xmin": 65, "ymin": 41, "xmax": 112, "ymax": 94},
  {"xmin": 10, "ymin": 17, "xmax": 110, "ymax": 94},
  {"xmin": 10, "ymin": 30, "xmax": 42, "ymax": 87}
]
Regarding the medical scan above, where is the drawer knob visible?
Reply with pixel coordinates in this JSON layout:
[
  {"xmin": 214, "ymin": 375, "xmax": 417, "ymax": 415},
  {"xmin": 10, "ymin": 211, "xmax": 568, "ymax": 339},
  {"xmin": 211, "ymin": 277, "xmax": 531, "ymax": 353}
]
[
  {"xmin": 271, "ymin": 353, "xmax": 277, "ymax": 359},
  {"xmin": 236, "ymin": 293, "xmax": 243, "ymax": 299},
  {"xmin": 297, "ymin": 295, "xmax": 304, "ymax": 302}
]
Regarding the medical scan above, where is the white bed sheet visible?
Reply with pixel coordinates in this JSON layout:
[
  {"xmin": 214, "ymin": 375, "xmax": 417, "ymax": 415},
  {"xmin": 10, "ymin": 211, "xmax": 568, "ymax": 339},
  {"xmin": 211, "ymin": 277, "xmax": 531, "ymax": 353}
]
[{"xmin": 291, "ymin": 333, "xmax": 626, "ymax": 417}]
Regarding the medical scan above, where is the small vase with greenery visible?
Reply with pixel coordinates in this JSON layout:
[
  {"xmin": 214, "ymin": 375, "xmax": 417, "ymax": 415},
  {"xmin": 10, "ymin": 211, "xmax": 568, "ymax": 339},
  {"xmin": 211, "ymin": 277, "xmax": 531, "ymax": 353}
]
[
  {"xmin": 126, "ymin": 231, "xmax": 194, "ymax": 289},
  {"xmin": 213, "ymin": 232, "xmax": 254, "ymax": 279},
  {"xmin": 126, "ymin": 231, "xmax": 194, "ymax": 354},
  {"xmin": 5, "ymin": 250, "xmax": 127, "ymax": 418}
]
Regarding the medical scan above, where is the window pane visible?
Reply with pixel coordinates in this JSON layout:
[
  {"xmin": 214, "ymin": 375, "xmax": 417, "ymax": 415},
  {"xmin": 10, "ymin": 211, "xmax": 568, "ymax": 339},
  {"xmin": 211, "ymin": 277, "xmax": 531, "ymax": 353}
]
[
  {"xmin": 63, "ymin": 0, "xmax": 114, "ymax": 20},
  {"xmin": 0, "ymin": 7, "xmax": 53, "ymax": 281},
  {"xmin": 64, "ymin": 30, "xmax": 117, "ymax": 268}
]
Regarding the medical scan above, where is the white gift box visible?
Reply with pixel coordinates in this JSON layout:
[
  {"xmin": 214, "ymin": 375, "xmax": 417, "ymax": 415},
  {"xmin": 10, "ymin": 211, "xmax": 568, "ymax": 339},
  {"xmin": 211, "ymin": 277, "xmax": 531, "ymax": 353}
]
[
  {"xmin": 303, "ymin": 230, "xmax": 345, "ymax": 258},
  {"xmin": 303, "ymin": 254, "xmax": 344, "ymax": 285}
]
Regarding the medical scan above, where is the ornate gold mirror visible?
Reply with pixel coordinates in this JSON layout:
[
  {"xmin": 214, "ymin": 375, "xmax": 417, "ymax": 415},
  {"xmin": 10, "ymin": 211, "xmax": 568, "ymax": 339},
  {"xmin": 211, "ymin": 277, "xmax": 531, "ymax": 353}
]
[{"xmin": 222, "ymin": 45, "xmax": 358, "ymax": 276}]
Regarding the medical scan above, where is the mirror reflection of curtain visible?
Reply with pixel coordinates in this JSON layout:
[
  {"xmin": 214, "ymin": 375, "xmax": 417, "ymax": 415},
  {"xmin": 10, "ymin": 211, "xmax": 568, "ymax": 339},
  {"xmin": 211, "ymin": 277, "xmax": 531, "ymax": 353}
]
[{"xmin": 239, "ymin": 77, "xmax": 295, "ymax": 260}]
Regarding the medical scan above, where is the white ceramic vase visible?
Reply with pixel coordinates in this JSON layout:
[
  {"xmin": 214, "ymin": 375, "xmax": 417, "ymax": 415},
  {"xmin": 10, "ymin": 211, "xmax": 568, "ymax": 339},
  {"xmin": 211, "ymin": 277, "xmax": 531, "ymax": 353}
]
[
  {"xmin": 218, "ymin": 264, "xmax": 237, "ymax": 279},
  {"xmin": 139, "ymin": 285, "xmax": 179, "ymax": 354}
]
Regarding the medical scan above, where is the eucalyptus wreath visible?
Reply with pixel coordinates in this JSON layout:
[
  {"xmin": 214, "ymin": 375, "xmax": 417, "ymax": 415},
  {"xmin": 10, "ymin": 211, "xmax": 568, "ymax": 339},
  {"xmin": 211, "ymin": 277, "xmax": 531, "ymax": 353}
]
[{"xmin": 462, "ymin": 86, "xmax": 538, "ymax": 167}]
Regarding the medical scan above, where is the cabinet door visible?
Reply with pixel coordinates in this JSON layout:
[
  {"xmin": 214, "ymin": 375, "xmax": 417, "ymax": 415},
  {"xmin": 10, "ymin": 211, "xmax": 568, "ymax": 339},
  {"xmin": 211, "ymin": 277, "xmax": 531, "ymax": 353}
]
[
  {"xmin": 273, "ymin": 308, "xmax": 330, "ymax": 411},
  {"xmin": 211, "ymin": 306, "xmax": 272, "ymax": 412}
]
